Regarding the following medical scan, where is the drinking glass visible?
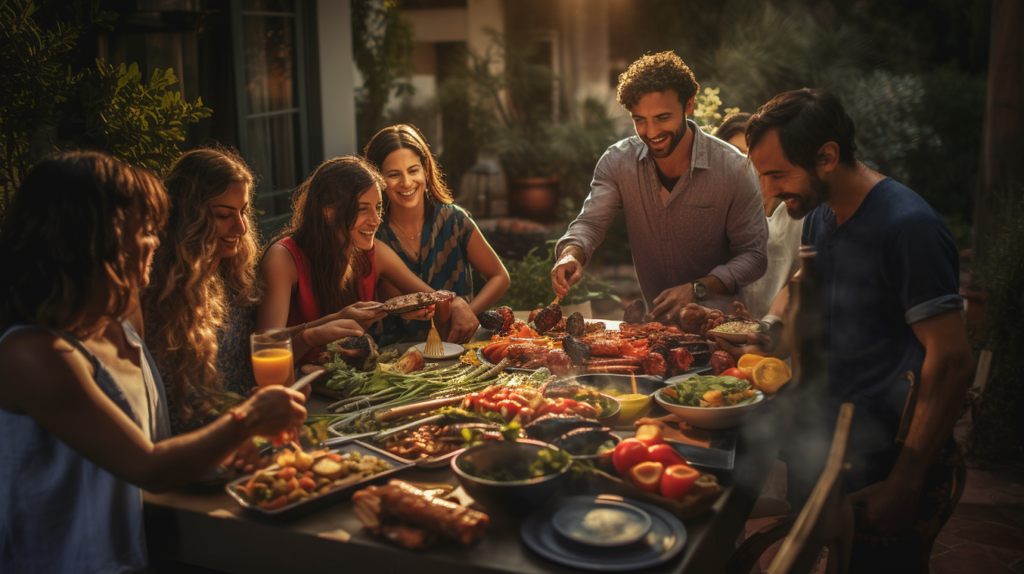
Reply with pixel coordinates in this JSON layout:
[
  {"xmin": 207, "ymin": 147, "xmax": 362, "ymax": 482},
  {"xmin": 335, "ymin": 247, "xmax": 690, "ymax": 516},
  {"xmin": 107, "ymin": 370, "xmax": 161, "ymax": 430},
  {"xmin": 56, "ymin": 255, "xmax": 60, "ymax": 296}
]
[{"xmin": 250, "ymin": 328, "xmax": 295, "ymax": 388}]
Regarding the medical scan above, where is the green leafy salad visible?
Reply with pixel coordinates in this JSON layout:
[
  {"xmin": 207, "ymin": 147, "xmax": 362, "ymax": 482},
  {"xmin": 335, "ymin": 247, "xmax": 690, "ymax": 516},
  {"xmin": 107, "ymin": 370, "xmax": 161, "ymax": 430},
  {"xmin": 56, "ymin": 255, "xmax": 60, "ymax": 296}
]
[
  {"xmin": 664, "ymin": 375, "xmax": 759, "ymax": 408},
  {"xmin": 461, "ymin": 447, "xmax": 571, "ymax": 482}
]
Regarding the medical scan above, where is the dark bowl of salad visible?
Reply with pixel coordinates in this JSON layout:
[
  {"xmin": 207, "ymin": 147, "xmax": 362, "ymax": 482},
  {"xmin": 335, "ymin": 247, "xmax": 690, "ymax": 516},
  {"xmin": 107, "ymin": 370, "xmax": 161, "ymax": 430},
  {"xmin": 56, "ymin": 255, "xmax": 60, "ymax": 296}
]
[{"xmin": 451, "ymin": 439, "xmax": 572, "ymax": 514}]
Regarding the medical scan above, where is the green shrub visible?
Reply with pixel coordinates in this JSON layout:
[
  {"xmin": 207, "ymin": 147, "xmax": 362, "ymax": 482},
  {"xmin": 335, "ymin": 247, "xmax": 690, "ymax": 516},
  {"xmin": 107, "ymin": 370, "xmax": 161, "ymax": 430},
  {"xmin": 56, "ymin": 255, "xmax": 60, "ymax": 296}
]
[
  {"xmin": 496, "ymin": 241, "xmax": 620, "ymax": 311},
  {"xmin": 970, "ymin": 199, "xmax": 1024, "ymax": 463},
  {"xmin": 0, "ymin": 0, "xmax": 211, "ymax": 221}
]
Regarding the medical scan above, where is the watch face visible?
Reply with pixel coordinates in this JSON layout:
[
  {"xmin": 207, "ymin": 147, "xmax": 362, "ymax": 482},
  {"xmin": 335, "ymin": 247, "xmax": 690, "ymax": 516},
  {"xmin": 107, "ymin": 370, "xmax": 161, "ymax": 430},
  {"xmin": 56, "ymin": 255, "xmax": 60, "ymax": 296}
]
[{"xmin": 693, "ymin": 281, "xmax": 707, "ymax": 299}]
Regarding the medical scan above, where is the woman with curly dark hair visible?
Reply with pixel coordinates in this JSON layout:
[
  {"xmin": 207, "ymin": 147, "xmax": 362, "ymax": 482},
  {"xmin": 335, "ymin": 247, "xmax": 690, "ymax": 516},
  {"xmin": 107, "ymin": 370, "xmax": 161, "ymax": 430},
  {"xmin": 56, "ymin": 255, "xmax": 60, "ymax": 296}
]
[
  {"xmin": 0, "ymin": 151, "xmax": 305, "ymax": 573},
  {"xmin": 365, "ymin": 124, "xmax": 509, "ymax": 343},
  {"xmin": 144, "ymin": 147, "xmax": 267, "ymax": 434}
]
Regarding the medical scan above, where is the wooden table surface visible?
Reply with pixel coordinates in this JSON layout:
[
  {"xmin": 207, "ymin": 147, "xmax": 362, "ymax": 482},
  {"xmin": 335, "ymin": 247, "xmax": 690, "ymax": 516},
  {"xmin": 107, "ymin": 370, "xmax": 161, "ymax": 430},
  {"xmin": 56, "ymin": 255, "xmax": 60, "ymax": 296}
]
[{"xmin": 144, "ymin": 335, "xmax": 778, "ymax": 574}]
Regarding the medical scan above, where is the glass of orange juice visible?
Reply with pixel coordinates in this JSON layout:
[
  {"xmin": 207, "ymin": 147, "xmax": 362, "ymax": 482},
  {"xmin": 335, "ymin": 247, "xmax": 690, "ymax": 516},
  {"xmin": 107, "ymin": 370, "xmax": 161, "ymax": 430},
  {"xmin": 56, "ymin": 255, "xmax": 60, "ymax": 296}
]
[{"xmin": 251, "ymin": 328, "xmax": 295, "ymax": 388}]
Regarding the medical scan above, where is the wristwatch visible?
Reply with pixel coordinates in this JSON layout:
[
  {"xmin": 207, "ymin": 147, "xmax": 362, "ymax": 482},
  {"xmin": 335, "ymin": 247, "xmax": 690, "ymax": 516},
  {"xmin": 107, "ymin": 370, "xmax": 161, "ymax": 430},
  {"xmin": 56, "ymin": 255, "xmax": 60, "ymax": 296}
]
[
  {"xmin": 751, "ymin": 315, "xmax": 784, "ymax": 352},
  {"xmin": 691, "ymin": 280, "xmax": 708, "ymax": 301}
]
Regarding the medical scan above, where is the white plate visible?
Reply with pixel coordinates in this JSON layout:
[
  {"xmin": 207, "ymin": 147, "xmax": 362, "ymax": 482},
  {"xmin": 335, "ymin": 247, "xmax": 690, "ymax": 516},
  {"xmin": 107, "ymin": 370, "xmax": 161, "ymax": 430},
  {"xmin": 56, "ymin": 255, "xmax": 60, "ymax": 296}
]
[
  {"xmin": 411, "ymin": 341, "xmax": 465, "ymax": 359},
  {"xmin": 552, "ymin": 498, "xmax": 653, "ymax": 547}
]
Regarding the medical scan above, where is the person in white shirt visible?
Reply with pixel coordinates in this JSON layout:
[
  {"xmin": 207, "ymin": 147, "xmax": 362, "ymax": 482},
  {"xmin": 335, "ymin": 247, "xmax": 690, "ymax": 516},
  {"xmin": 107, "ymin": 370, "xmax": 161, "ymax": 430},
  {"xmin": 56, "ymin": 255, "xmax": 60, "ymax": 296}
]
[{"xmin": 714, "ymin": 112, "xmax": 802, "ymax": 319}]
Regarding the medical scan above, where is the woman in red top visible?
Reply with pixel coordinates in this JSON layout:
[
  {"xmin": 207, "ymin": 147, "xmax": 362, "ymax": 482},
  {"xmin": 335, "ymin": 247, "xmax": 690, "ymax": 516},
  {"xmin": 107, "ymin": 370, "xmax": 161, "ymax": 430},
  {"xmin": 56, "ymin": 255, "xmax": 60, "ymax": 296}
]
[{"xmin": 256, "ymin": 156, "xmax": 441, "ymax": 362}]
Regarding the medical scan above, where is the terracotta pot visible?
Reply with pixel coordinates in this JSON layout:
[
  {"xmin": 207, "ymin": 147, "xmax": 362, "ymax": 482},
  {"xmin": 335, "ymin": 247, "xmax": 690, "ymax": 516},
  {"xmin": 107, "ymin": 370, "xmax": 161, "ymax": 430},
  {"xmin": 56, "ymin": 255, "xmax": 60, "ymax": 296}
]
[{"xmin": 508, "ymin": 175, "xmax": 559, "ymax": 222}]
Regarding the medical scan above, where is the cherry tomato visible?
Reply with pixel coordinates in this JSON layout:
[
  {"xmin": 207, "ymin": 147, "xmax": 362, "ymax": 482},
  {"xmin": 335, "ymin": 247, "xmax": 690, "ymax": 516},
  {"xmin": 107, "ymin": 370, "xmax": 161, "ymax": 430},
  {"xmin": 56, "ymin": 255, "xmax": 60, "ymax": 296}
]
[
  {"xmin": 647, "ymin": 443, "xmax": 687, "ymax": 468},
  {"xmin": 496, "ymin": 399, "xmax": 521, "ymax": 420},
  {"xmin": 612, "ymin": 438, "xmax": 652, "ymax": 475},
  {"xmin": 721, "ymin": 367, "xmax": 752, "ymax": 382},
  {"xmin": 660, "ymin": 464, "xmax": 700, "ymax": 500},
  {"xmin": 629, "ymin": 461, "xmax": 664, "ymax": 492}
]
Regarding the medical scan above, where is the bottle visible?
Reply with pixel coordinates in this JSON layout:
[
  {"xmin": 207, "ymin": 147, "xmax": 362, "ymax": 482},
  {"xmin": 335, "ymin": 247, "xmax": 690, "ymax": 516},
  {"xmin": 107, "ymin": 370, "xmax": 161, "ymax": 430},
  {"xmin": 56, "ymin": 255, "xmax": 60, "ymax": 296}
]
[{"xmin": 787, "ymin": 245, "xmax": 828, "ymax": 393}]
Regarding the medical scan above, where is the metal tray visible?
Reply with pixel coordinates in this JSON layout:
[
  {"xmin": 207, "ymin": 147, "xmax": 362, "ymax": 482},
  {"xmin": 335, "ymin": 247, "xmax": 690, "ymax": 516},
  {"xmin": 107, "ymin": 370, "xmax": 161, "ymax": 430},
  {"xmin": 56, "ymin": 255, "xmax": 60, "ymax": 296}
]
[
  {"xmin": 225, "ymin": 441, "xmax": 412, "ymax": 519},
  {"xmin": 368, "ymin": 416, "xmax": 483, "ymax": 469}
]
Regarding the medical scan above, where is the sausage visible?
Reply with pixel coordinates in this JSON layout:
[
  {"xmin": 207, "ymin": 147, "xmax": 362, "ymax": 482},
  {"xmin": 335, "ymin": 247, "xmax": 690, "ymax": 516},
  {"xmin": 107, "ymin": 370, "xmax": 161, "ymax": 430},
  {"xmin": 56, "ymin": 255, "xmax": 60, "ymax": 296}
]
[
  {"xmin": 586, "ymin": 365, "xmax": 641, "ymax": 374},
  {"xmin": 586, "ymin": 358, "xmax": 643, "ymax": 367}
]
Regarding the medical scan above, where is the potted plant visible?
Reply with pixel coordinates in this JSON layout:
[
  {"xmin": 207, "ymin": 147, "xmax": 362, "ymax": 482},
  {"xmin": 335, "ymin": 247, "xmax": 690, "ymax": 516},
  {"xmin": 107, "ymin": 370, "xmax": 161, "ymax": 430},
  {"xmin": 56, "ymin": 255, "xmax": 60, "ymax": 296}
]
[
  {"xmin": 495, "ymin": 241, "xmax": 620, "ymax": 319},
  {"xmin": 439, "ymin": 31, "xmax": 562, "ymax": 222}
]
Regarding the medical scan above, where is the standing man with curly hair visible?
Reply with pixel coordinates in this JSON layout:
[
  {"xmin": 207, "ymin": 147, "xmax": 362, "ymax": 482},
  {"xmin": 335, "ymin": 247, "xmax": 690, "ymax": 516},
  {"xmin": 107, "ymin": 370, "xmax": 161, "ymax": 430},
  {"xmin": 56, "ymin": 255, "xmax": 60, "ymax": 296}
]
[{"xmin": 551, "ymin": 51, "xmax": 767, "ymax": 327}]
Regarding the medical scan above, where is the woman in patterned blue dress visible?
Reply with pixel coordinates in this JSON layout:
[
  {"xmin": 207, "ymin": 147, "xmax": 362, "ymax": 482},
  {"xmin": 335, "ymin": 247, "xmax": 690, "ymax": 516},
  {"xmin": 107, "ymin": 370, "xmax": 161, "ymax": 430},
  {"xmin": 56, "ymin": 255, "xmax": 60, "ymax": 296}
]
[{"xmin": 365, "ymin": 125, "xmax": 510, "ymax": 343}]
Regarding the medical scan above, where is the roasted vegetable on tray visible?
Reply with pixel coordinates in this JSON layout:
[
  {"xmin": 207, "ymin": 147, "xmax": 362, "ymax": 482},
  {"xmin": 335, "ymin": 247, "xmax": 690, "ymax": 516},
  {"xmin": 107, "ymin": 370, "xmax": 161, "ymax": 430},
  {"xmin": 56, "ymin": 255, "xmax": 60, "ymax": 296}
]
[{"xmin": 232, "ymin": 448, "xmax": 391, "ymax": 511}]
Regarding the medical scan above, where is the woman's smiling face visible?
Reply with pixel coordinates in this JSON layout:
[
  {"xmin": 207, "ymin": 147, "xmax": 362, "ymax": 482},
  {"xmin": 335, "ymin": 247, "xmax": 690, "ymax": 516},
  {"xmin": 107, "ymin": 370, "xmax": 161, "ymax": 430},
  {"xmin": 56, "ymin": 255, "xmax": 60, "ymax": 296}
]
[
  {"xmin": 350, "ymin": 185, "xmax": 383, "ymax": 251},
  {"xmin": 381, "ymin": 148, "xmax": 426, "ymax": 213},
  {"xmin": 209, "ymin": 181, "xmax": 249, "ymax": 261}
]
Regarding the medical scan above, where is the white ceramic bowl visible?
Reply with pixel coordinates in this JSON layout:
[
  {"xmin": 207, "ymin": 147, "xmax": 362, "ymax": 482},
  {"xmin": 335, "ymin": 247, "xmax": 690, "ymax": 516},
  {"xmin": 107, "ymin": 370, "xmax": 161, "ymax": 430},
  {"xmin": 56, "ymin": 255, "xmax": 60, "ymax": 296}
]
[{"xmin": 654, "ymin": 388, "xmax": 764, "ymax": 430}]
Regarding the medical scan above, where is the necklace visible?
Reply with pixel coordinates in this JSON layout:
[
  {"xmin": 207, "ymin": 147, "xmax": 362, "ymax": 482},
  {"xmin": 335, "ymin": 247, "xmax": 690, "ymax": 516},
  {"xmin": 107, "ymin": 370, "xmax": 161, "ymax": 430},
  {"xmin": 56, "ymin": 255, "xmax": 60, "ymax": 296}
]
[
  {"xmin": 393, "ymin": 223, "xmax": 422, "ymax": 242},
  {"xmin": 392, "ymin": 222, "xmax": 423, "ymax": 262}
]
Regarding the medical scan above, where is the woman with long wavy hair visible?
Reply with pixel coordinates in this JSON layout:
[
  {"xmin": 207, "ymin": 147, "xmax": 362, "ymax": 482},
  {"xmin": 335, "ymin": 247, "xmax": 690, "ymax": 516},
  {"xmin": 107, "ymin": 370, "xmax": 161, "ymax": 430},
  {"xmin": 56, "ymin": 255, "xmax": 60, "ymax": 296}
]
[
  {"xmin": 143, "ymin": 147, "xmax": 271, "ymax": 433},
  {"xmin": 257, "ymin": 156, "xmax": 447, "ymax": 356},
  {"xmin": 0, "ymin": 151, "xmax": 305, "ymax": 573},
  {"xmin": 364, "ymin": 124, "xmax": 509, "ymax": 343}
]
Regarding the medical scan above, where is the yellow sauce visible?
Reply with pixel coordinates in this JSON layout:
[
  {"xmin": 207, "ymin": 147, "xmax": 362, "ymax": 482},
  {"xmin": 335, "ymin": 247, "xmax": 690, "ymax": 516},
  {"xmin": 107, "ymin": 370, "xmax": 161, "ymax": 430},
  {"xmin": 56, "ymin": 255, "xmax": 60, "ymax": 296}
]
[{"xmin": 616, "ymin": 393, "xmax": 649, "ymax": 401}]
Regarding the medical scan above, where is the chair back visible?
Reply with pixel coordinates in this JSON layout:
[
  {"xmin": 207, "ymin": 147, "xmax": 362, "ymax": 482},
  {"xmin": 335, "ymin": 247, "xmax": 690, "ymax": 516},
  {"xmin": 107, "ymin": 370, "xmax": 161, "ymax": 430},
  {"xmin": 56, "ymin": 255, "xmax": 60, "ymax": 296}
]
[{"xmin": 767, "ymin": 402, "xmax": 856, "ymax": 574}]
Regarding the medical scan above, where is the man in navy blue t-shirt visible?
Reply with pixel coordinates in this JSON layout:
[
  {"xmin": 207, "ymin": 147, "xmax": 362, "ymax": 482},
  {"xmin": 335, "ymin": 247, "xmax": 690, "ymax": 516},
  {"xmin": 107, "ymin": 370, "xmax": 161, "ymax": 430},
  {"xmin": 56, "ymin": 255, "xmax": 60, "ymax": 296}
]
[{"xmin": 724, "ymin": 88, "xmax": 974, "ymax": 572}]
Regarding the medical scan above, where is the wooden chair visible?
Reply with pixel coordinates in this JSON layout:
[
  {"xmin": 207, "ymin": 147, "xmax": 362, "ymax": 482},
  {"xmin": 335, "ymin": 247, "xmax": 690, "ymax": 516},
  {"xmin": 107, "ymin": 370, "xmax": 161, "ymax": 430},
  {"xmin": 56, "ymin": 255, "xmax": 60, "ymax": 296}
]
[{"xmin": 726, "ymin": 403, "xmax": 856, "ymax": 574}]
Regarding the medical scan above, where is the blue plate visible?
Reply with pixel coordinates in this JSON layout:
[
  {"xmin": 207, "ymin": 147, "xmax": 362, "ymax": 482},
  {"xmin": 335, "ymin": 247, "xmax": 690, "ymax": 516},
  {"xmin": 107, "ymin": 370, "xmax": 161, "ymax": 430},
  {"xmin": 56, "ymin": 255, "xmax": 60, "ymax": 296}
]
[
  {"xmin": 521, "ymin": 495, "xmax": 687, "ymax": 571},
  {"xmin": 552, "ymin": 498, "xmax": 653, "ymax": 547}
]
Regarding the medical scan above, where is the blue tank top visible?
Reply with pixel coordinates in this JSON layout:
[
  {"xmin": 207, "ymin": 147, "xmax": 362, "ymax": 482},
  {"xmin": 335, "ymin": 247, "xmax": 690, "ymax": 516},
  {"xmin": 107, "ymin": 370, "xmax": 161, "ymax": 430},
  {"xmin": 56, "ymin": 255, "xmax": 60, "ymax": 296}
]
[{"xmin": 0, "ymin": 322, "xmax": 170, "ymax": 573}]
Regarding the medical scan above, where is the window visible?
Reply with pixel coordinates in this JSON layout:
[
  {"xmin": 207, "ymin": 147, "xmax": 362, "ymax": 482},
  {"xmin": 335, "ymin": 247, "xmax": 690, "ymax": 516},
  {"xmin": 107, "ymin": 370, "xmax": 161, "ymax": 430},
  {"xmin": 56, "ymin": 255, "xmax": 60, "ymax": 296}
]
[{"xmin": 231, "ymin": 0, "xmax": 311, "ymax": 232}]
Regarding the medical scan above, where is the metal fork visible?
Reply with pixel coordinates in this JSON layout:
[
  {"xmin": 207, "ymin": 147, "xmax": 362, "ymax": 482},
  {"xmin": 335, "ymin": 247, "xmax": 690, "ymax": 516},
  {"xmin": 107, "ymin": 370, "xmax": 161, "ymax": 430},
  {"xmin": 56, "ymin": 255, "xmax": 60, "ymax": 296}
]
[{"xmin": 425, "ymin": 316, "xmax": 444, "ymax": 357}]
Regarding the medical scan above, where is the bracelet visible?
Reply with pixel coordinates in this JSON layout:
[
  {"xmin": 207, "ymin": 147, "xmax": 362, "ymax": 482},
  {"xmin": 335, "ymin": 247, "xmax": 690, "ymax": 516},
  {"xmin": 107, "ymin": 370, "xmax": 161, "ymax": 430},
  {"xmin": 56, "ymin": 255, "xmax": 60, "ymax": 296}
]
[{"xmin": 301, "ymin": 322, "xmax": 314, "ymax": 347}]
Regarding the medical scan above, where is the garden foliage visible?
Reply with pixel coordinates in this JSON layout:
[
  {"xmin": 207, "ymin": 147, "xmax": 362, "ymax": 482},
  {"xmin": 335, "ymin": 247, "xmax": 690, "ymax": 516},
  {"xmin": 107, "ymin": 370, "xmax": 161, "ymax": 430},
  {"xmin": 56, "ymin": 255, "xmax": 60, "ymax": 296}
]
[
  {"xmin": 970, "ymin": 199, "xmax": 1024, "ymax": 464},
  {"xmin": 496, "ymin": 241, "xmax": 620, "ymax": 311},
  {"xmin": 0, "ymin": 0, "xmax": 211, "ymax": 220}
]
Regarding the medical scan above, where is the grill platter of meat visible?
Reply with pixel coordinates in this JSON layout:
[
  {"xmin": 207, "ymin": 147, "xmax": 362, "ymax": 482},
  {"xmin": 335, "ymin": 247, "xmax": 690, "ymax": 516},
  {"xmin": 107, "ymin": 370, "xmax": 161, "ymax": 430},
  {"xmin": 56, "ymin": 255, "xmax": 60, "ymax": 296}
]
[{"xmin": 481, "ymin": 319, "xmax": 712, "ymax": 378}]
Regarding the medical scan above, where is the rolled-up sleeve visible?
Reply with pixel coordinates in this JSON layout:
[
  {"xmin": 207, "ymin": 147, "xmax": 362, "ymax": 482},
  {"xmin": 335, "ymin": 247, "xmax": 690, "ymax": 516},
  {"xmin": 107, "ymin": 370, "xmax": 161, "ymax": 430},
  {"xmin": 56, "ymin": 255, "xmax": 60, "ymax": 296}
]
[
  {"xmin": 891, "ymin": 217, "xmax": 963, "ymax": 324},
  {"xmin": 708, "ymin": 162, "xmax": 768, "ymax": 293},
  {"xmin": 555, "ymin": 148, "xmax": 623, "ymax": 262}
]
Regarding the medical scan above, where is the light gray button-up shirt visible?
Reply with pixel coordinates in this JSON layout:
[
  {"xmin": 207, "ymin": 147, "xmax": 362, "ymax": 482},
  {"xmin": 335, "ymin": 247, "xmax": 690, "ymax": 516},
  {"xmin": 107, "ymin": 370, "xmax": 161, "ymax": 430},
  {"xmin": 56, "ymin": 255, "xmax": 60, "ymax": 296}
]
[{"xmin": 556, "ymin": 120, "xmax": 768, "ymax": 312}]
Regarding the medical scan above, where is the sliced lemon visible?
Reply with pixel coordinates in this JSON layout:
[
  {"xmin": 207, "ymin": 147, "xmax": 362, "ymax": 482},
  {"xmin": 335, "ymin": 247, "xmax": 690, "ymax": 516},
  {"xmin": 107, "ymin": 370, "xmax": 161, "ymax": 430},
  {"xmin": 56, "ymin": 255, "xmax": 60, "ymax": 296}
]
[{"xmin": 751, "ymin": 358, "xmax": 792, "ymax": 394}]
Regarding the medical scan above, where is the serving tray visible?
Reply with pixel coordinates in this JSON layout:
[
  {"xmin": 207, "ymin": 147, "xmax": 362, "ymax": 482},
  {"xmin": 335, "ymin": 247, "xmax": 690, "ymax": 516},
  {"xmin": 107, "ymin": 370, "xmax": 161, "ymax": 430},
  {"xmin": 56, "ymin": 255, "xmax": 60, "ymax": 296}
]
[{"xmin": 225, "ymin": 441, "xmax": 412, "ymax": 520}]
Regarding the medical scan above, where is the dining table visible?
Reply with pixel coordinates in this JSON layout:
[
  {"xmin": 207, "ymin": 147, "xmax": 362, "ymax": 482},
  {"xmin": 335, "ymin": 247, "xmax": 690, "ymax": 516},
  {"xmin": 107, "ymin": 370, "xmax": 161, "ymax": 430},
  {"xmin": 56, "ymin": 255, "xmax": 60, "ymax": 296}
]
[{"xmin": 144, "ymin": 326, "xmax": 781, "ymax": 574}]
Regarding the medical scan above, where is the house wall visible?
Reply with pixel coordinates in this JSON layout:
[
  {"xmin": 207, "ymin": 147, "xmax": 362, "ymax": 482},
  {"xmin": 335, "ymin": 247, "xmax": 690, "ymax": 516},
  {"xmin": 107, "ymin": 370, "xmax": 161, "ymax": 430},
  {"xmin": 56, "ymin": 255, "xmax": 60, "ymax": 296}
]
[{"xmin": 316, "ymin": 0, "xmax": 358, "ymax": 158}]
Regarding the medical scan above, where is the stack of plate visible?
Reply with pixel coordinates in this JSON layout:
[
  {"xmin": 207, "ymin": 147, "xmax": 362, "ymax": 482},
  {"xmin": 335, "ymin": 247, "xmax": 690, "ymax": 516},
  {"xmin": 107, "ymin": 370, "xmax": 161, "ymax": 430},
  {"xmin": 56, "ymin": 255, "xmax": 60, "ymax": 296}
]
[{"xmin": 520, "ymin": 495, "xmax": 687, "ymax": 571}]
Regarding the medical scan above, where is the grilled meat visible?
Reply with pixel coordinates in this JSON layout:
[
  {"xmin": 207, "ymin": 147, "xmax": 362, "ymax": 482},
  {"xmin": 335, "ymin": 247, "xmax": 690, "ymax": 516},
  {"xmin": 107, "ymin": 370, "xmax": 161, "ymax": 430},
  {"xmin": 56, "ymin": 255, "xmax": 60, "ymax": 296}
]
[
  {"xmin": 562, "ymin": 336, "xmax": 592, "ymax": 366},
  {"xmin": 668, "ymin": 347, "xmax": 695, "ymax": 376},
  {"xmin": 565, "ymin": 312, "xmax": 585, "ymax": 338},
  {"xmin": 623, "ymin": 299, "xmax": 647, "ymax": 325},
  {"xmin": 533, "ymin": 304, "xmax": 563, "ymax": 333},
  {"xmin": 477, "ymin": 310, "xmax": 504, "ymax": 331}
]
